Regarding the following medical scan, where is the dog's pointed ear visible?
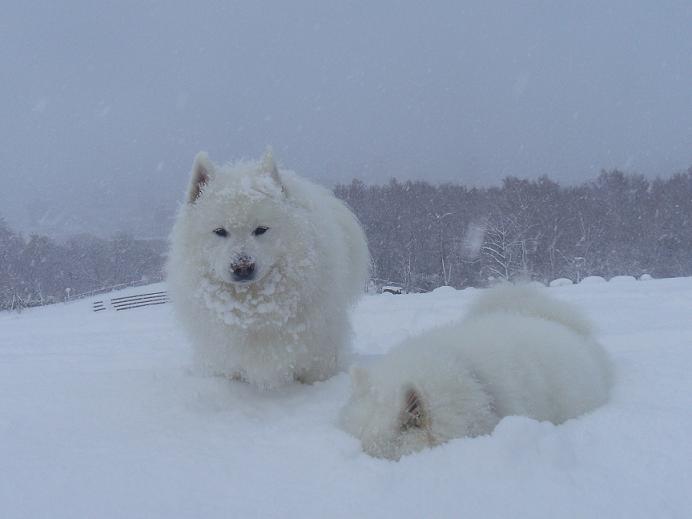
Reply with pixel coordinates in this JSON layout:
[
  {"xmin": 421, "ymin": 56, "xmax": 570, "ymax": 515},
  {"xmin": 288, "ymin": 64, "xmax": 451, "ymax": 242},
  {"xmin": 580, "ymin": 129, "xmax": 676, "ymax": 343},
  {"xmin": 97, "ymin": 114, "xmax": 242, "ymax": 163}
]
[
  {"xmin": 400, "ymin": 386, "xmax": 427, "ymax": 430},
  {"xmin": 350, "ymin": 366, "xmax": 372, "ymax": 395},
  {"xmin": 187, "ymin": 151, "xmax": 215, "ymax": 203},
  {"xmin": 259, "ymin": 147, "xmax": 285, "ymax": 193}
]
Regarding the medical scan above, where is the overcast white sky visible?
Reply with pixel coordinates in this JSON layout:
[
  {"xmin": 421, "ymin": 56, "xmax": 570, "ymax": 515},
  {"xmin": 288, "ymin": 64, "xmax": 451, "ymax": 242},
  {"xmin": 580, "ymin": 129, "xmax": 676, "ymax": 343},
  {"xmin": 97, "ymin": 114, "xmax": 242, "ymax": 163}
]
[{"xmin": 1, "ymin": 0, "xmax": 691, "ymax": 234}]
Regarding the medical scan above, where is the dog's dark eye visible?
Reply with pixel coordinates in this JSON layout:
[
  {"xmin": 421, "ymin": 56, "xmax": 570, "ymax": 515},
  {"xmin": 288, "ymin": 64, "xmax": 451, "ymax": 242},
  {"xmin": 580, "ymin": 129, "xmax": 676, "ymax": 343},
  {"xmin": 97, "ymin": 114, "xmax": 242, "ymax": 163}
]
[
  {"xmin": 213, "ymin": 227, "xmax": 228, "ymax": 237},
  {"xmin": 253, "ymin": 226, "xmax": 269, "ymax": 236}
]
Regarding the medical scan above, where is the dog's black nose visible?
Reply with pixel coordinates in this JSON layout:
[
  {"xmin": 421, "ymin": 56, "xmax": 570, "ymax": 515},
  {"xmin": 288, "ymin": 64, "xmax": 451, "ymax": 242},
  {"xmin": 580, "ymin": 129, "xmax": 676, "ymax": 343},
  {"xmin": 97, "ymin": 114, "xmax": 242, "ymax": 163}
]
[{"xmin": 230, "ymin": 256, "xmax": 256, "ymax": 282}]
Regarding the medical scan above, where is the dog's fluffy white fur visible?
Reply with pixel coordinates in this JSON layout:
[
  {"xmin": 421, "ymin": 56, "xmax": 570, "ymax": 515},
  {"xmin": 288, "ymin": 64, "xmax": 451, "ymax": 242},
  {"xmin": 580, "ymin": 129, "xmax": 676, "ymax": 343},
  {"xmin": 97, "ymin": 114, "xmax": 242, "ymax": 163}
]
[
  {"xmin": 340, "ymin": 285, "xmax": 612, "ymax": 460},
  {"xmin": 167, "ymin": 151, "xmax": 369, "ymax": 389}
]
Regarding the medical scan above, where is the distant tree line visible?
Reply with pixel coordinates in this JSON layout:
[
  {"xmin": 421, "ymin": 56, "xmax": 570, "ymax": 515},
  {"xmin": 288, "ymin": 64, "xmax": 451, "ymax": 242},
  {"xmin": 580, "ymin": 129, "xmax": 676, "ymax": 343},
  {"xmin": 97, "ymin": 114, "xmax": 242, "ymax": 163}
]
[
  {"xmin": 335, "ymin": 169, "xmax": 692, "ymax": 292},
  {"xmin": 2, "ymin": 168, "xmax": 691, "ymax": 310},
  {"xmin": 0, "ymin": 218, "xmax": 166, "ymax": 310}
]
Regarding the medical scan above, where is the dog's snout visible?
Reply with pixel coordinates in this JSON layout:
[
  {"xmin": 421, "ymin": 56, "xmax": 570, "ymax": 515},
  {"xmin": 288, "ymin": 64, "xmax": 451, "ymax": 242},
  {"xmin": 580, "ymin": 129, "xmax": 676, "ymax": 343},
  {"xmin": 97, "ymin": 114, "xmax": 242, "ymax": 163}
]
[{"xmin": 230, "ymin": 255, "xmax": 256, "ymax": 282}]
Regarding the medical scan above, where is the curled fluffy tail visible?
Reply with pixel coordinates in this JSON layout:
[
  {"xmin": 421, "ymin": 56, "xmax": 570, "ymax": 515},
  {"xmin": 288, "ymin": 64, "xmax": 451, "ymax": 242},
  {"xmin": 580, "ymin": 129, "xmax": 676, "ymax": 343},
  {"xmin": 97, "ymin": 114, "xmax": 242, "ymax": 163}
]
[{"xmin": 465, "ymin": 284, "xmax": 593, "ymax": 337}]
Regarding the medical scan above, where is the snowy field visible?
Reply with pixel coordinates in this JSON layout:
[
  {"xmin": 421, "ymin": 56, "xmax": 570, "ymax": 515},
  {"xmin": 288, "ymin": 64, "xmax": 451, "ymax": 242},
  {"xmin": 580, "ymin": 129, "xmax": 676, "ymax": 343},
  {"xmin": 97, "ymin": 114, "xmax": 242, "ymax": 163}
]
[{"xmin": 1, "ymin": 278, "xmax": 691, "ymax": 518}]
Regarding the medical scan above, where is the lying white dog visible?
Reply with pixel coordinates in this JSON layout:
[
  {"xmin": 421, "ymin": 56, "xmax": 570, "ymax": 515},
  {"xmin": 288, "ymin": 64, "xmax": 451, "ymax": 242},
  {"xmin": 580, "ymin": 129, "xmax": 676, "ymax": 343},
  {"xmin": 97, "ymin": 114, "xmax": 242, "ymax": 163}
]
[
  {"xmin": 340, "ymin": 285, "xmax": 612, "ymax": 460},
  {"xmin": 167, "ymin": 150, "xmax": 369, "ymax": 389}
]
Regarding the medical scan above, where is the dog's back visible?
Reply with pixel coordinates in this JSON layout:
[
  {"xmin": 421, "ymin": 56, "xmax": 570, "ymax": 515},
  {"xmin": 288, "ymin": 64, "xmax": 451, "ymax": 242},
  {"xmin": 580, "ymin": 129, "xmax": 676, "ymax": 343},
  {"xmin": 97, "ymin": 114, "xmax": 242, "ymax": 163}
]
[
  {"xmin": 464, "ymin": 283, "xmax": 593, "ymax": 337},
  {"xmin": 459, "ymin": 313, "xmax": 611, "ymax": 425},
  {"xmin": 342, "ymin": 284, "xmax": 612, "ymax": 459}
]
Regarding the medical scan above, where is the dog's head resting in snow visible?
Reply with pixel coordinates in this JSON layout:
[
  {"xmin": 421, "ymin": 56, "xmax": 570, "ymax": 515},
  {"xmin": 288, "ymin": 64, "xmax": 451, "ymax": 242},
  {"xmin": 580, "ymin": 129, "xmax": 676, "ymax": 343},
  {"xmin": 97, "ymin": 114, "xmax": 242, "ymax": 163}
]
[
  {"xmin": 339, "ymin": 336, "xmax": 498, "ymax": 461},
  {"xmin": 340, "ymin": 366, "xmax": 442, "ymax": 460}
]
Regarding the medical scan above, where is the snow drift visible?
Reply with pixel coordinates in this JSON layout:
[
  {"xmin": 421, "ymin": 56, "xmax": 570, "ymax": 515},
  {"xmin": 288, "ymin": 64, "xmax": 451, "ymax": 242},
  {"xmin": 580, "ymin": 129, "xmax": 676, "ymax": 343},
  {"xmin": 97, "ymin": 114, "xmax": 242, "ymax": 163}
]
[{"xmin": 1, "ymin": 278, "xmax": 691, "ymax": 518}]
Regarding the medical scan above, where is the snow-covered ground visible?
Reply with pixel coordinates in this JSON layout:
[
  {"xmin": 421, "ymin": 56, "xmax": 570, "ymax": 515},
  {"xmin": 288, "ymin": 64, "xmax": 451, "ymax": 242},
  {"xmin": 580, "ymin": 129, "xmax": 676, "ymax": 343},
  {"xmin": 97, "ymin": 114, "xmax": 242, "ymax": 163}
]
[{"xmin": 1, "ymin": 278, "xmax": 691, "ymax": 518}]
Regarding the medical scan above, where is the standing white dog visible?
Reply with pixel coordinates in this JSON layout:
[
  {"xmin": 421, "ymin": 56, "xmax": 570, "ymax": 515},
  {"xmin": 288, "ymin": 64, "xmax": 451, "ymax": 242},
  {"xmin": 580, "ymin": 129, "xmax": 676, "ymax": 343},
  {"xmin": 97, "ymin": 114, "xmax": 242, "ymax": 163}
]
[
  {"xmin": 340, "ymin": 285, "xmax": 612, "ymax": 460},
  {"xmin": 167, "ymin": 150, "xmax": 369, "ymax": 389}
]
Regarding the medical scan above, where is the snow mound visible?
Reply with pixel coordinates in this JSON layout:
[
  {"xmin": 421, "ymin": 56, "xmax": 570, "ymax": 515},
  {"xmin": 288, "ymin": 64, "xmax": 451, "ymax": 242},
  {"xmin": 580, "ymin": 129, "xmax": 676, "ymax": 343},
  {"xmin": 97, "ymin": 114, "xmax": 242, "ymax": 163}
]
[
  {"xmin": 609, "ymin": 275, "xmax": 636, "ymax": 283},
  {"xmin": 549, "ymin": 277, "xmax": 573, "ymax": 287},
  {"xmin": 431, "ymin": 285, "xmax": 457, "ymax": 295},
  {"xmin": 580, "ymin": 276, "xmax": 606, "ymax": 284}
]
